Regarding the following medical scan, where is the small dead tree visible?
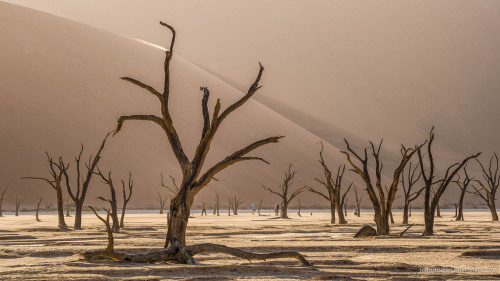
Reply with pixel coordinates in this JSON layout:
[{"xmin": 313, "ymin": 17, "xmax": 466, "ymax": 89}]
[
  {"xmin": 263, "ymin": 164, "xmax": 305, "ymax": 219},
  {"xmin": 0, "ymin": 188, "xmax": 7, "ymax": 217},
  {"xmin": 64, "ymin": 133, "xmax": 110, "ymax": 230},
  {"xmin": 36, "ymin": 197, "xmax": 42, "ymax": 222},
  {"xmin": 229, "ymin": 195, "xmax": 243, "ymax": 215},
  {"xmin": 471, "ymin": 153, "xmax": 499, "ymax": 221},
  {"xmin": 430, "ymin": 187, "xmax": 442, "ymax": 217},
  {"xmin": 297, "ymin": 198, "xmax": 302, "ymax": 217},
  {"xmin": 23, "ymin": 153, "xmax": 68, "ymax": 229},
  {"xmin": 417, "ymin": 127, "xmax": 480, "ymax": 236},
  {"xmin": 157, "ymin": 193, "xmax": 168, "ymax": 215},
  {"xmin": 454, "ymin": 167, "xmax": 472, "ymax": 221},
  {"xmin": 257, "ymin": 199, "xmax": 263, "ymax": 216},
  {"xmin": 120, "ymin": 172, "xmax": 133, "ymax": 228},
  {"xmin": 64, "ymin": 193, "xmax": 72, "ymax": 217},
  {"xmin": 341, "ymin": 139, "xmax": 421, "ymax": 235},
  {"xmin": 344, "ymin": 198, "xmax": 348, "ymax": 217},
  {"xmin": 308, "ymin": 142, "xmax": 351, "ymax": 224},
  {"xmin": 213, "ymin": 192, "xmax": 220, "ymax": 216},
  {"xmin": 95, "ymin": 168, "xmax": 120, "ymax": 233},
  {"xmin": 354, "ymin": 186, "xmax": 362, "ymax": 217},
  {"xmin": 15, "ymin": 194, "xmax": 24, "ymax": 216},
  {"xmin": 160, "ymin": 173, "xmax": 179, "ymax": 195},
  {"xmin": 401, "ymin": 162, "xmax": 424, "ymax": 224}
]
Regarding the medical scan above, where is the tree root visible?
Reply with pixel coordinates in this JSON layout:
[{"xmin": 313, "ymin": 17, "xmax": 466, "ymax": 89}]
[
  {"xmin": 82, "ymin": 241, "xmax": 310, "ymax": 266},
  {"xmin": 84, "ymin": 206, "xmax": 311, "ymax": 266}
]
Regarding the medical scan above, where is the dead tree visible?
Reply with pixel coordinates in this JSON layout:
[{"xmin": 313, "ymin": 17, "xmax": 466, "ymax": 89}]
[
  {"xmin": 157, "ymin": 193, "xmax": 168, "ymax": 214},
  {"xmin": 454, "ymin": 167, "xmax": 472, "ymax": 221},
  {"xmin": 344, "ymin": 198, "xmax": 348, "ymax": 217},
  {"xmin": 263, "ymin": 164, "xmax": 305, "ymax": 219},
  {"xmin": 401, "ymin": 162, "xmax": 424, "ymax": 224},
  {"xmin": 64, "ymin": 193, "xmax": 72, "ymax": 217},
  {"xmin": 0, "ymin": 188, "xmax": 7, "ymax": 217},
  {"xmin": 83, "ymin": 206, "xmax": 310, "ymax": 266},
  {"xmin": 213, "ymin": 192, "xmax": 220, "ymax": 216},
  {"xmin": 258, "ymin": 199, "xmax": 263, "ymax": 216},
  {"xmin": 64, "ymin": 133, "xmax": 110, "ymax": 230},
  {"xmin": 15, "ymin": 194, "xmax": 24, "ymax": 216},
  {"xmin": 23, "ymin": 153, "xmax": 68, "ymax": 229},
  {"xmin": 297, "ymin": 198, "xmax": 302, "ymax": 217},
  {"xmin": 229, "ymin": 195, "xmax": 242, "ymax": 215},
  {"xmin": 430, "ymin": 187, "xmax": 442, "ymax": 217},
  {"xmin": 120, "ymin": 172, "xmax": 133, "ymax": 228},
  {"xmin": 471, "ymin": 153, "xmax": 499, "ymax": 221},
  {"xmin": 308, "ymin": 143, "xmax": 351, "ymax": 224},
  {"xmin": 36, "ymin": 197, "xmax": 42, "ymax": 222},
  {"xmin": 109, "ymin": 22, "xmax": 298, "ymax": 264},
  {"xmin": 160, "ymin": 173, "xmax": 179, "ymax": 195},
  {"xmin": 95, "ymin": 168, "xmax": 120, "ymax": 233},
  {"xmin": 354, "ymin": 186, "xmax": 362, "ymax": 217},
  {"xmin": 417, "ymin": 127, "xmax": 480, "ymax": 236},
  {"xmin": 341, "ymin": 139, "xmax": 421, "ymax": 235}
]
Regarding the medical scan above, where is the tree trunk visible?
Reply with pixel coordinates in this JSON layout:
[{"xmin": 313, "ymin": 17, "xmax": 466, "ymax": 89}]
[
  {"xmin": 329, "ymin": 200, "xmax": 336, "ymax": 224},
  {"xmin": 423, "ymin": 206, "xmax": 435, "ymax": 236},
  {"xmin": 165, "ymin": 191, "xmax": 192, "ymax": 248},
  {"xmin": 336, "ymin": 197, "xmax": 347, "ymax": 224},
  {"xmin": 74, "ymin": 203, "xmax": 83, "ymax": 230},
  {"xmin": 111, "ymin": 203, "xmax": 119, "ymax": 233},
  {"xmin": 56, "ymin": 189, "xmax": 67, "ymax": 229},
  {"xmin": 66, "ymin": 204, "xmax": 71, "ymax": 217},
  {"xmin": 374, "ymin": 209, "xmax": 390, "ymax": 235},
  {"xmin": 389, "ymin": 209, "xmax": 394, "ymax": 224},
  {"xmin": 120, "ymin": 202, "xmax": 127, "ymax": 228},
  {"xmin": 436, "ymin": 204, "xmax": 441, "ymax": 217},
  {"xmin": 281, "ymin": 201, "xmax": 289, "ymax": 219},
  {"xmin": 409, "ymin": 204, "xmax": 412, "ymax": 217},
  {"xmin": 403, "ymin": 201, "xmax": 410, "ymax": 224},
  {"xmin": 489, "ymin": 198, "xmax": 499, "ymax": 221},
  {"xmin": 0, "ymin": 205, "xmax": 3, "ymax": 217}
]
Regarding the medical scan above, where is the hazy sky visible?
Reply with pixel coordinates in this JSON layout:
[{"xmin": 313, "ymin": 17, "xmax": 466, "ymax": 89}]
[{"xmin": 2, "ymin": 1, "xmax": 500, "ymax": 208}]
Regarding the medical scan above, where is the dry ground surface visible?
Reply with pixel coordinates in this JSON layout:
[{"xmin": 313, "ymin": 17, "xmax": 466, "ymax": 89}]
[{"xmin": 0, "ymin": 210, "xmax": 499, "ymax": 280}]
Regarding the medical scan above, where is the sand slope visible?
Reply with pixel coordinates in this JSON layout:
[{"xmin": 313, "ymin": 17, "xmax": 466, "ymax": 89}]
[{"xmin": 0, "ymin": 2, "xmax": 366, "ymax": 209}]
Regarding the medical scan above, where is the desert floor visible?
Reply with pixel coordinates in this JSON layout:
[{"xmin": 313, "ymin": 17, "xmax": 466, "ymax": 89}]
[{"xmin": 0, "ymin": 210, "xmax": 499, "ymax": 280}]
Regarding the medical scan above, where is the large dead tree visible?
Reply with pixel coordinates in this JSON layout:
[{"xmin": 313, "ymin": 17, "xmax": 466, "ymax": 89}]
[
  {"xmin": 354, "ymin": 186, "xmax": 362, "ymax": 217},
  {"xmin": 229, "ymin": 195, "xmax": 243, "ymax": 215},
  {"xmin": 0, "ymin": 188, "xmax": 7, "ymax": 217},
  {"xmin": 113, "ymin": 23, "xmax": 282, "ymax": 249},
  {"xmin": 120, "ymin": 172, "xmax": 133, "ymax": 228},
  {"xmin": 15, "ymin": 194, "xmax": 24, "ymax": 216},
  {"xmin": 307, "ymin": 142, "xmax": 350, "ymax": 224},
  {"xmin": 263, "ymin": 164, "xmax": 305, "ymax": 219},
  {"xmin": 454, "ymin": 167, "xmax": 472, "ymax": 221},
  {"xmin": 417, "ymin": 128, "xmax": 480, "ymax": 236},
  {"xmin": 97, "ymin": 22, "xmax": 309, "ymax": 266},
  {"xmin": 95, "ymin": 168, "xmax": 120, "ymax": 233},
  {"xmin": 64, "ymin": 133, "xmax": 110, "ymax": 230},
  {"xmin": 400, "ymin": 162, "xmax": 424, "ymax": 224},
  {"xmin": 471, "ymin": 153, "xmax": 499, "ymax": 221},
  {"xmin": 341, "ymin": 139, "xmax": 421, "ymax": 235},
  {"xmin": 23, "ymin": 153, "xmax": 68, "ymax": 229}
]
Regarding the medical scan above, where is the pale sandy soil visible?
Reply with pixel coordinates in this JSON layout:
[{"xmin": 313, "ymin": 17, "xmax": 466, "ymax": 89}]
[{"xmin": 0, "ymin": 210, "xmax": 499, "ymax": 280}]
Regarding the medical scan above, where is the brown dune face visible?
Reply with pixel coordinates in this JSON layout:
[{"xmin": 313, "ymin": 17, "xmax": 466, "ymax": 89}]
[{"xmin": 0, "ymin": 2, "xmax": 366, "ymax": 209}]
